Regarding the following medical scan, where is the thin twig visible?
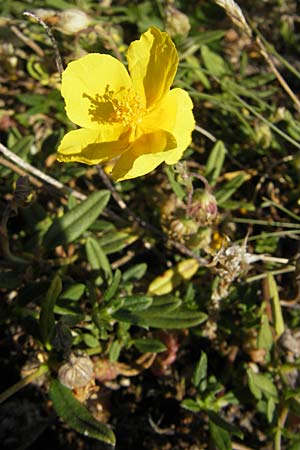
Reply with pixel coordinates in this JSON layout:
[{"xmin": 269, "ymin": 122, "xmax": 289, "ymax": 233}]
[
  {"xmin": 97, "ymin": 165, "xmax": 127, "ymax": 210},
  {"xmin": 0, "ymin": 142, "xmax": 86, "ymax": 201},
  {"xmin": 11, "ymin": 25, "xmax": 44, "ymax": 57},
  {"xmin": 255, "ymin": 35, "xmax": 300, "ymax": 112},
  {"xmin": 0, "ymin": 157, "xmax": 43, "ymax": 189},
  {"xmin": 215, "ymin": 0, "xmax": 300, "ymax": 111},
  {"xmin": 194, "ymin": 125, "xmax": 217, "ymax": 142},
  {"xmin": 23, "ymin": 11, "xmax": 64, "ymax": 77}
]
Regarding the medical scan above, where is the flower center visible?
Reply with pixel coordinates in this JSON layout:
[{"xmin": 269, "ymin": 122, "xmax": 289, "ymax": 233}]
[{"xmin": 86, "ymin": 85, "xmax": 144, "ymax": 128}]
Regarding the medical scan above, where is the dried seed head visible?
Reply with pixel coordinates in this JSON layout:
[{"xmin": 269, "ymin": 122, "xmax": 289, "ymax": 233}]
[
  {"xmin": 215, "ymin": 0, "xmax": 252, "ymax": 37},
  {"xmin": 58, "ymin": 353, "xmax": 94, "ymax": 389},
  {"xmin": 210, "ymin": 237, "xmax": 261, "ymax": 301}
]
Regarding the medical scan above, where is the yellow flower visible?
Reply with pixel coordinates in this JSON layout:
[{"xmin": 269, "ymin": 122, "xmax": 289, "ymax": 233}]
[{"xmin": 57, "ymin": 27, "xmax": 195, "ymax": 181}]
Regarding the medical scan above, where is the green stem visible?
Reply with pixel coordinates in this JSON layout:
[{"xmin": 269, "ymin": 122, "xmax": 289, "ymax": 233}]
[
  {"xmin": 274, "ymin": 407, "xmax": 288, "ymax": 450},
  {"xmin": 246, "ymin": 266, "xmax": 295, "ymax": 283},
  {"xmin": 262, "ymin": 197, "xmax": 300, "ymax": 222},
  {"xmin": 233, "ymin": 217, "xmax": 300, "ymax": 228},
  {"xmin": 0, "ymin": 364, "xmax": 49, "ymax": 404}
]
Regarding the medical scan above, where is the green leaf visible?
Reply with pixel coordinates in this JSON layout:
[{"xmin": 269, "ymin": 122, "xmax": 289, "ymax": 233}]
[
  {"xmin": 201, "ymin": 44, "xmax": 229, "ymax": 78},
  {"xmin": 49, "ymin": 379, "xmax": 115, "ymax": 446},
  {"xmin": 103, "ymin": 269, "xmax": 122, "ymax": 302},
  {"xmin": 192, "ymin": 352, "xmax": 208, "ymax": 392},
  {"xmin": 267, "ymin": 397, "xmax": 276, "ymax": 423},
  {"xmin": 133, "ymin": 338, "xmax": 167, "ymax": 353},
  {"xmin": 121, "ymin": 295, "xmax": 153, "ymax": 311},
  {"xmin": 122, "ymin": 263, "xmax": 148, "ymax": 282},
  {"xmin": 113, "ymin": 297, "xmax": 207, "ymax": 329},
  {"xmin": 86, "ymin": 237, "xmax": 112, "ymax": 283},
  {"xmin": 181, "ymin": 398, "xmax": 201, "ymax": 412},
  {"xmin": 143, "ymin": 295, "xmax": 181, "ymax": 314},
  {"xmin": 205, "ymin": 140, "xmax": 227, "ymax": 186},
  {"xmin": 165, "ymin": 166, "xmax": 186, "ymax": 199},
  {"xmin": 109, "ymin": 340, "xmax": 122, "ymax": 362},
  {"xmin": 60, "ymin": 284, "xmax": 85, "ymax": 301},
  {"xmin": 99, "ymin": 230, "xmax": 136, "ymax": 254},
  {"xmin": 247, "ymin": 368, "xmax": 278, "ymax": 401},
  {"xmin": 82, "ymin": 333, "xmax": 99, "ymax": 348},
  {"xmin": 215, "ymin": 174, "xmax": 246, "ymax": 205},
  {"xmin": 143, "ymin": 307, "xmax": 207, "ymax": 328},
  {"xmin": 209, "ymin": 419, "xmax": 232, "ymax": 450},
  {"xmin": 44, "ymin": 190, "xmax": 110, "ymax": 249},
  {"xmin": 208, "ymin": 411, "xmax": 243, "ymax": 438},
  {"xmin": 40, "ymin": 275, "xmax": 62, "ymax": 347},
  {"xmin": 11, "ymin": 134, "xmax": 35, "ymax": 159},
  {"xmin": 257, "ymin": 314, "xmax": 273, "ymax": 353},
  {"xmin": 268, "ymin": 273, "xmax": 285, "ymax": 337}
]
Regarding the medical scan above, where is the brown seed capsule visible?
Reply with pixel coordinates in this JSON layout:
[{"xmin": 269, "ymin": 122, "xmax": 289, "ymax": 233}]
[{"xmin": 58, "ymin": 353, "xmax": 94, "ymax": 389}]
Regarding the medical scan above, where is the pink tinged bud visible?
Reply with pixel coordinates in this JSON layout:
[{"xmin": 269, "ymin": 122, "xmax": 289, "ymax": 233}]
[{"xmin": 190, "ymin": 189, "xmax": 218, "ymax": 225}]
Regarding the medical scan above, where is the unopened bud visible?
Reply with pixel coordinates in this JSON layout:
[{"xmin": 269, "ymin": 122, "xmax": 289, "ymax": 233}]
[
  {"xmin": 190, "ymin": 189, "xmax": 218, "ymax": 225},
  {"xmin": 57, "ymin": 9, "xmax": 91, "ymax": 34},
  {"xmin": 165, "ymin": 5, "xmax": 191, "ymax": 37},
  {"xmin": 169, "ymin": 215, "xmax": 198, "ymax": 240}
]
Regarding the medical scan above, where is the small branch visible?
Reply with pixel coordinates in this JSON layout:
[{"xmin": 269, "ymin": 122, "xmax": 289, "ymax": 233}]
[
  {"xmin": 0, "ymin": 142, "xmax": 86, "ymax": 201},
  {"xmin": 194, "ymin": 125, "xmax": 217, "ymax": 142},
  {"xmin": 23, "ymin": 11, "xmax": 64, "ymax": 78},
  {"xmin": 11, "ymin": 25, "xmax": 44, "ymax": 57},
  {"xmin": 255, "ymin": 35, "xmax": 300, "ymax": 112},
  {"xmin": 97, "ymin": 165, "xmax": 127, "ymax": 210},
  {"xmin": 0, "ymin": 157, "xmax": 42, "ymax": 188}
]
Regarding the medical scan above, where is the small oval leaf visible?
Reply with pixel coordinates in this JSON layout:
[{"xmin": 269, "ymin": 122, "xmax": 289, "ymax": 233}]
[
  {"xmin": 148, "ymin": 259, "xmax": 199, "ymax": 296},
  {"xmin": 133, "ymin": 338, "xmax": 167, "ymax": 353}
]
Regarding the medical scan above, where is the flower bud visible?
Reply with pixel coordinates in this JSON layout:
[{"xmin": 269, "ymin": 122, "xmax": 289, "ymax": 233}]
[
  {"xmin": 169, "ymin": 214, "xmax": 199, "ymax": 240},
  {"xmin": 190, "ymin": 189, "xmax": 218, "ymax": 225},
  {"xmin": 57, "ymin": 9, "xmax": 91, "ymax": 34},
  {"xmin": 254, "ymin": 123, "xmax": 272, "ymax": 149},
  {"xmin": 165, "ymin": 5, "xmax": 191, "ymax": 37}
]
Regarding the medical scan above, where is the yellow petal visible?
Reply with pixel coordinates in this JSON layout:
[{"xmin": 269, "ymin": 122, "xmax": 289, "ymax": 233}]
[
  {"xmin": 126, "ymin": 27, "xmax": 178, "ymax": 109},
  {"xmin": 61, "ymin": 54, "xmax": 132, "ymax": 129},
  {"xmin": 140, "ymin": 87, "xmax": 195, "ymax": 163},
  {"xmin": 57, "ymin": 127, "xmax": 130, "ymax": 165},
  {"xmin": 111, "ymin": 130, "xmax": 177, "ymax": 181}
]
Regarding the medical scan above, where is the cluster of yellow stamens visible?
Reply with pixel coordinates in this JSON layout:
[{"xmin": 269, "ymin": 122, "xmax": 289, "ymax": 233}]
[{"xmin": 87, "ymin": 85, "xmax": 144, "ymax": 128}]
